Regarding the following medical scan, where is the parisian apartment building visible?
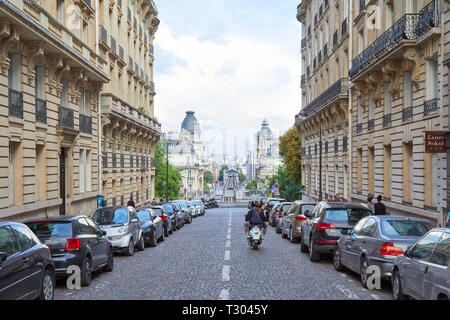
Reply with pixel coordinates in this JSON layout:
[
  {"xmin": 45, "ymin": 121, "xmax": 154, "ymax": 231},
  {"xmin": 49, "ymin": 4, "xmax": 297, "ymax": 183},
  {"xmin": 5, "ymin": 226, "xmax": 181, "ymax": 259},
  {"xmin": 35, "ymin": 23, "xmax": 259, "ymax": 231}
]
[
  {"xmin": 0, "ymin": 0, "xmax": 160, "ymax": 221},
  {"xmin": 296, "ymin": 0, "xmax": 450, "ymax": 226}
]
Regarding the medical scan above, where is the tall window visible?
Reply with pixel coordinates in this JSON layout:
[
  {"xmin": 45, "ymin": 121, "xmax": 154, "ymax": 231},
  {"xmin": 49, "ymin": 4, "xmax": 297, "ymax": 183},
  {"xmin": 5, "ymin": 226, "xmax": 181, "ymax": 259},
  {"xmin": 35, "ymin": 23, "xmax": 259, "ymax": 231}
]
[
  {"xmin": 358, "ymin": 95, "xmax": 363, "ymax": 124},
  {"xmin": 61, "ymin": 78, "xmax": 68, "ymax": 107},
  {"xmin": 386, "ymin": 2, "xmax": 394, "ymax": 28},
  {"xmin": 57, "ymin": 0, "xmax": 64, "ymax": 23},
  {"xmin": 8, "ymin": 144, "xmax": 14, "ymax": 206},
  {"xmin": 426, "ymin": 59, "xmax": 438, "ymax": 101},
  {"xmin": 404, "ymin": 71, "xmax": 413, "ymax": 108},
  {"xmin": 343, "ymin": 165, "xmax": 348, "ymax": 200},
  {"xmin": 83, "ymin": 22, "xmax": 88, "ymax": 44},
  {"xmin": 369, "ymin": 90, "xmax": 375, "ymax": 120},
  {"xmin": 79, "ymin": 88, "xmax": 90, "ymax": 115},
  {"xmin": 8, "ymin": 52, "xmax": 21, "ymax": 90},
  {"xmin": 384, "ymin": 82, "xmax": 392, "ymax": 115},
  {"xmin": 35, "ymin": 65, "xmax": 44, "ymax": 99},
  {"xmin": 334, "ymin": 165, "xmax": 338, "ymax": 195}
]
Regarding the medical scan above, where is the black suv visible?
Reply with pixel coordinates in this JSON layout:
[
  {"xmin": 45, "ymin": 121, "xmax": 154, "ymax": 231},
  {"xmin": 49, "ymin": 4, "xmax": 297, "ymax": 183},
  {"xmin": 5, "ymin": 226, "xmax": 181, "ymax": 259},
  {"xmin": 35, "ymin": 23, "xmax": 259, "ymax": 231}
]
[
  {"xmin": 161, "ymin": 203, "xmax": 177, "ymax": 233},
  {"xmin": 25, "ymin": 216, "xmax": 113, "ymax": 287},
  {"xmin": 300, "ymin": 202, "xmax": 372, "ymax": 262},
  {"xmin": 0, "ymin": 221, "xmax": 55, "ymax": 300}
]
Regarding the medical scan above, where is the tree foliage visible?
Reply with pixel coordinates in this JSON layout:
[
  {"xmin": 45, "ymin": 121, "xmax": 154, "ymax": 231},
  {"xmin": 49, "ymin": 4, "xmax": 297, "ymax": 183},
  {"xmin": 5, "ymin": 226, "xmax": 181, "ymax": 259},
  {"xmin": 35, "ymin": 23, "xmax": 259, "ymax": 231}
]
[
  {"xmin": 155, "ymin": 142, "xmax": 181, "ymax": 201},
  {"xmin": 238, "ymin": 172, "xmax": 246, "ymax": 183},
  {"xmin": 246, "ymin": 179, "xmax": 258, "ymax": 190},
  {"xmin": 279, "ymin": 126, "xmax": 302, "ymax": 185},
  {"xmin": 204, "ymin": 170, "xmax": 214, "ymax": 184},
  {"xmin": 218, "ymin": 165, "xmax": 229, "ymax": 182},
  {"xmin": 266, "ymin": 165, "xmax": 302, "ymax": 202}
]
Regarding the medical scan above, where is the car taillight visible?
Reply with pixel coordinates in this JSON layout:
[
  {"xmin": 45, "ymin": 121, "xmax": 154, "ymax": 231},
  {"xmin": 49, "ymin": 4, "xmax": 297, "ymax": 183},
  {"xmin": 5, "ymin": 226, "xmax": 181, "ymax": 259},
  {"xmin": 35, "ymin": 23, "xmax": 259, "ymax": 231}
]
[
  {"xmin": 65, "ymin": 238, "xmax": 80, "ymax": 251},
  {"xmin": 317, "ymin": 222, "xmax": 336, "ymax": 230},
  {"xmin": 160, "ymin": 215, "xmax": 166, "ymax": 221},
  {"xmin": 295, "ymin": 216, "xmax": 307, "ymax": 221},
  {"xmin": 279, "ymin": 213, "xmax": 282, "ymax": 218},
  {"xmin": 379, "ymin": 242, "xmax": 404, "ymax": 256},
  {"xmin": 45, "ymin": 245, "xmax": 51, "ymax": 255}
]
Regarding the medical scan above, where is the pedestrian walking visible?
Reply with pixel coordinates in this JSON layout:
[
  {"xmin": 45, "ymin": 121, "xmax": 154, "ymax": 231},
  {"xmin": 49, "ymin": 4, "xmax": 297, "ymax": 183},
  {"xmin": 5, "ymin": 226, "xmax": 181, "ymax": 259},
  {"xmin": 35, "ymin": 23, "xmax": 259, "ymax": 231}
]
[
  {"xmin": 366, "ymin": 195, "xmax": 375, "ymax": 214},
  {"xmin": 127, "ymin": 196, "xmax": 136, "ymax": 208},
  {"xmin": 446, "ymin": 211, "xmax": 450, "ymax": 227},
  {"xmin": 374, "ymin": 195, "xmax": 387, "ymax": 215}
]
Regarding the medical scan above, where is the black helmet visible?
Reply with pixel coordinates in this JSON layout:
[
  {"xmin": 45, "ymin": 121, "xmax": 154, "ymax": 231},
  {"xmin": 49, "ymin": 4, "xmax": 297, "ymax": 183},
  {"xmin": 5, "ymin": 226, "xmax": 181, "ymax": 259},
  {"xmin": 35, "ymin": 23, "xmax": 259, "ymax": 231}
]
[{"xmin": 250, "ymin": 201, "xmax": 256, "ymax": 207}]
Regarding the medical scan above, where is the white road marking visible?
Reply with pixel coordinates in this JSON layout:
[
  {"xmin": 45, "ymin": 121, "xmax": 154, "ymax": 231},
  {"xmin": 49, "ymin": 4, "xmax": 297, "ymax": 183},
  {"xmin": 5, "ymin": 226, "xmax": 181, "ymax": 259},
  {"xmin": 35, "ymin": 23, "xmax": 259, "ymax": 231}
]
[
  {"xmin": 371, "ymin": 294, "xmax": 380, "ymax": 300},
  {"xmin": 219, "ymin": 289, "xmax": 229, "ymax": 300},
  {"xmin": 334, "ymin": 283, "xmax": 360, "ymax": 300},
  {"xmin": 226, "ymin": 240, "xmax": 231, "ymax": 247},
  {"xmin": 227, "ymin": 228, "xmax": 232, "ymax": 233},
  {"xmin": 340, "ymin": 273, "xmax": 347, "ymax": 278},
  {"xmin": 222, "ymin": 265, "xmax": 230, "ymax": 281},
  {"xmin": 224, "ymin": 250, "xmax": 230, "ymax": 261},
  {"xmin": 226, "ymin": 234, "xmax": 231, "ymax": 240}
]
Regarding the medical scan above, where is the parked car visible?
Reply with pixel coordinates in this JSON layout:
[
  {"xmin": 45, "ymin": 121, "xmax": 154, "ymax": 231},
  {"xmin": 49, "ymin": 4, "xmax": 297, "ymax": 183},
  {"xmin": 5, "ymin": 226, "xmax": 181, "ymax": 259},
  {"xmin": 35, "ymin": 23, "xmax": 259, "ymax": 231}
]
[
  {"xmin": 152, "ymin": 205, "xmax": 174, "ymax": 236},
  {"xmin": 193, "ymin": 199, "xmax": 205, "ymax": 215},
  {"xmin": 268, "ymin": 203, "xmax": 282, "ymax": 227},
  {"xmin": 175, "ymin": 200, "xmax": 193, "ymax": 224},
  {"xmin": 136, "ymin": 207, "xmax": 165, "ymax": 247},
  {"xmin": 91, "ymin": 206, "xmax": 144, "ymax": 256},
  {"xmin": 275, "ymin": 202, "xmax": 292, "ymax": 234},
  {"xmin": 171, "ymin": 202, "xmax": 184, "ymax": 229},
  {"xmin": 25, "ymin": 216, "xmax": 113, "ymax": 288},
  {"xmin": 391, "ymin": 228, "xmax": 450, "ymax": 300},
  {"xmin": 334, "ymin": 216, "xmax": 434, "ymax": 288},
  {"xmin": 281, "ymin": 201, "xmax": 317, "ymax": 243},
  {"xmin": 0, "ymin": 221, "xmax": 55, "ymax": 300},
  {"xmin": 208, "ymin": 198, "xmax": 218, "ymax": 208},
  {"xmin": 161, "ymin": 203, "xmax": 177, "ymax": 233},
  {"xmin": 300, "ymin": 202, "xmax": 372, "ymax": 262},
  {"xmin": 265, "ymin": 198, "xmax": 286, "ymax": 220}
]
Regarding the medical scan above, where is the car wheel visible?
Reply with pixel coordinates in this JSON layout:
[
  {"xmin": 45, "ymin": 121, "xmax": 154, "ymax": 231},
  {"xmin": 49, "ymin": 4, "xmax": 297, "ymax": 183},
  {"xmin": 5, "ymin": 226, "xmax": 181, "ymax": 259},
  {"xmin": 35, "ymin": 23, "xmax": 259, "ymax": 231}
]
[
  {"xmin": 126, "ymin": 238, "xmax": 134, "ymax": 256},
  {"xmin": 309, "ymin": 237, "xmax": 321, "ymax": 262},
  {"xmin": 300, "ymin": 233, "xmax": 308, "ymax": 253},
  {"xmin": 392, "ymin": 270, "xmax": 407, "ymax": 300},
  {"xmin": 360, "ymin": 257, "xmax": 369, "ymax": 288},
  {"xmin": 333, "ymin": 248, "xmax": 344, "ymax": 272},
  {"xmin": 104, "ymin": 247, "xmax": 114, "ymax": 272},
  {"xmin": 137, "ymin": 234, "xmax": 145, "ymax": 251},
  {"xmin": 164, "ymin": 225, "xmax": 169, "ymax": 237},
  {"xmin": 80, "ymin": 256, "xmax": 92, "ymax": 287},
  {"xmin": 289, "ymin": 228, "xmax": 297, "ymax": 243},
  {"xmin": 281, "ymin": 227, "xmax": 288, "ymax": 239},
  {"xmin": 158, "ymin": 229, "xmax": 164, "ymax": 242},
  {"xmin": 275, "ymin": 224, "xmax": 281, "ymax": 234},
  {"xmin": 149, "ymin": 231, "xmax": 157, "ymax": 247},
  {"xmin": 39, "ymin": 268, "xmax": 54, "ymax": 300}
]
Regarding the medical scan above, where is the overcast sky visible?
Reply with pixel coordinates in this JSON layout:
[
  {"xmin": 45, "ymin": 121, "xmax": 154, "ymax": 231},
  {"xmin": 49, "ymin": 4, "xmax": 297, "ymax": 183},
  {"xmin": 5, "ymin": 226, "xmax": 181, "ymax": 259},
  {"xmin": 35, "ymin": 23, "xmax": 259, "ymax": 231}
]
[{"xmin": 153, "ymin": 0, "xmax": 301, "ymax": 160}]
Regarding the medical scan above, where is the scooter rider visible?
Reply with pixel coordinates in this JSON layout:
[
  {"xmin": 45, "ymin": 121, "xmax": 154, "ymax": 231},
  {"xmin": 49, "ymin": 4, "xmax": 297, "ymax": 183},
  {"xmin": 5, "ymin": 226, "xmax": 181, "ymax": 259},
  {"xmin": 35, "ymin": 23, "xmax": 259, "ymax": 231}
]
[{"xmin": 244, "ymin": 200, "xmax": 268, "ymax": 239}]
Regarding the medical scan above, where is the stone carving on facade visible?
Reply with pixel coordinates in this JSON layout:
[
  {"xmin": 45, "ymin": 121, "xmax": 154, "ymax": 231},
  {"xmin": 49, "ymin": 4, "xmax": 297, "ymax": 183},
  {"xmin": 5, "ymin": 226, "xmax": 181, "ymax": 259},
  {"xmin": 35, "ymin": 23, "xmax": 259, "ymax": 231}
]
[
  {"xmin": 26, "ymin": 43, "xmax": 45, "ymax": 85},
  {"xmin": 0, "ymin": 25, "xmax": 21, "ymax": 75},
  {"xmin": 403, "ymin": 48, "xmax": 421, "ymax": 88},
  {"xmin": 366, "ymin": 72, "xmax": 383, "ymax": 104}
]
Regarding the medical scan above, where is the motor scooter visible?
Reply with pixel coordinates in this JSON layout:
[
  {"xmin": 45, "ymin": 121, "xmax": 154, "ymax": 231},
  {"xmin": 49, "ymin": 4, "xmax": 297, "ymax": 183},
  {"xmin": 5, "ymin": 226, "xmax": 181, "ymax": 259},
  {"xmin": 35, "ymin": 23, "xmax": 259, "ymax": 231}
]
[{"xmin": 248, "ymin": 225, "xmax": 263, "ymax": 250}]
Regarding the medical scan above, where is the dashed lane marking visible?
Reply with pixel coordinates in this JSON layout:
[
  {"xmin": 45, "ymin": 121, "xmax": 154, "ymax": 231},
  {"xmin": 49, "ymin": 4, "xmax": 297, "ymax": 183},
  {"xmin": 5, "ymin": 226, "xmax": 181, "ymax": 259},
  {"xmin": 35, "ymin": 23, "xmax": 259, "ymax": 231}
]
[
  {"xmin": 226, "ymin": 234, "xmax": 231, "ymax": 240},
  {"xmin": 226, "ymin": 240, "xmax": 231, "ymax": 247},
  {"xmin": 224, "ymin": 250, "xmax": 230, "ymax": 261},
  {"xmin": 222, "ymin": 265, "xmax": 230, "ymax": 281},
  {"xmin": 334, "ymin": 283, "xmax": 360, "ymax": 300},
  {"xmin": 371, "ymin": 294, "xmax": 380, "ymax": 300},
  {"xmin": 219, "ymin": 289, "xmax": 229, "ymax": 300}
]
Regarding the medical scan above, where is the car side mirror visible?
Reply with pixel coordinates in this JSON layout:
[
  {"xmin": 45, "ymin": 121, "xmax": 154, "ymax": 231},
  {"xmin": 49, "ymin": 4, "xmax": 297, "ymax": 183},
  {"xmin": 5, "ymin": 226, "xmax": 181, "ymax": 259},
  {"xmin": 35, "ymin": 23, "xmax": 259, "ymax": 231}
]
[
  {"xmin": 404, "ymin": 246, "xmax": 412, "ymax": 257},
  {"xmin": 0, "ymin": 252, "xmax": 7, "ymax": 264}
]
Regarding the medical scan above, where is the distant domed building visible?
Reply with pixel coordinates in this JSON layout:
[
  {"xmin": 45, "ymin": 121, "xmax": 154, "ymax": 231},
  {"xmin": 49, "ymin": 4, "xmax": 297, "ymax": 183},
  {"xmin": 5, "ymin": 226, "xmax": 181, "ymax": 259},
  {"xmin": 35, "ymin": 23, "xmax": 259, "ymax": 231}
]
[
  {"xmin": 255, "ymin": 120, "xmax": 282, "ymax": 186},
  {"xmin": 167, "ymin": 111, "xmax": 205, "ymax": 199}
]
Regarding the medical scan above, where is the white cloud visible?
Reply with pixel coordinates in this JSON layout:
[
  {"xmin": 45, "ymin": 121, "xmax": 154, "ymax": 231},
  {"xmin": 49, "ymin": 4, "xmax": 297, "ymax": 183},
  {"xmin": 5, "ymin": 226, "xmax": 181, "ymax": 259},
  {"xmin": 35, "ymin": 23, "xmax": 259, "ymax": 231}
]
[{"xmin": 153, "ymin": 7, "xmax": 301, "ymax": 158}]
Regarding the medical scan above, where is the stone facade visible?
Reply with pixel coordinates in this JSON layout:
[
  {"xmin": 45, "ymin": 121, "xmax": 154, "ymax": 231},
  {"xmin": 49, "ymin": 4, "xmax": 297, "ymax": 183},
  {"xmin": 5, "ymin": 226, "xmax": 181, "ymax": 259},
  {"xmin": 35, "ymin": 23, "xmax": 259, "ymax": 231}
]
[
  {"xmin": 296, "ymin": 0, "xmax": 351, "ymax": 202},
  {"xmin": 0, "ymin": 0, "xmax": 108, "ymax": 220},
  {"xmin": 296, "ymin": 0, "xmax": 450, "ymax": 225},
  {"xmin": 100, "ymin": 0, "xmax": 160, "ymax": 208},
  {"xmin": 255, "ymin": 119, "xmax": 282, "ymax": 187}
]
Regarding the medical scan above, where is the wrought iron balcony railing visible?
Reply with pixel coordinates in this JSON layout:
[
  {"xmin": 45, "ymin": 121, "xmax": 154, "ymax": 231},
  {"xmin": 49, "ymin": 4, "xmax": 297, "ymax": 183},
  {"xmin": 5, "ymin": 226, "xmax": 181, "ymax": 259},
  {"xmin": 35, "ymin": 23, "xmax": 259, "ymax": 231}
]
[
  {"xmin": 403, "ymin": 106, "xmax": 413, "ymax": 122},
  {"xmin": 300, "ymin": 78, "xmax": 348, "ymax": 118},
  {"xmin": 79, "ymin": 114, "xmax": 92, "ymax": 134},
  {"xmin": 424, "ymin": 98, "xmax": 438, "ymax": 116},
  {"xmin": 415, "ymin": 0, "xmax": 439, "ymax": 37},
  {"xmin": 341, "ymin": 18, "xmax": 348, "ymax": 37},
  {"xmin": 383, "ymin": 113, "xmax": 392, "ymax": 127},
  {"xmin": 58, "ymin": 105, "xmax": 74, "ymax": 130},
  {"xmin": 301, "ymin": 37, "xmax": 306, "ymax": 50},
  {"xmin": 349, "ymin": 14, "xmax": 419, "ymax": 79},
  {"xmin": 36, "ymin": 98, "xmax": 47, "ymax": 123},
  {"xmin": 360, "ymin": 0, "xmax": 366, "ymax": 13},
  {"xmin": 356, "ymin": 123, "xmax": 362, "ymax": 133},
  {"xmin": 9, "ymin": 88, "xmax": 23, "ymax": 119},
  {"xmin": 368, "ymin": 119, "xmax": 375, "ymax": 131}
]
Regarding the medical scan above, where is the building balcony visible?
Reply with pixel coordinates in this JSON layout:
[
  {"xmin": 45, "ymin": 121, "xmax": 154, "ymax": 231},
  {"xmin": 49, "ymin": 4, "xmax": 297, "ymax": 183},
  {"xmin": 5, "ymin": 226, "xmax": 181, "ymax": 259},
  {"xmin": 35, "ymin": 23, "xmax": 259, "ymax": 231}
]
[
  {"xmin": 423, "ymin": 98, "xmax": 438, "ymax": 116},
  {"xmin": 359, "ymin": 0, "xmax": 366, "ymax": 13},
  {"xmin": 79, "ymin": 114, "xmax": 92, "ymax": 134},
  {"xmin": 415, "ymin": 1, "xmax": 439, "ymax": 39},
  {"xmin": 9, "ymin": 88, "xmax": 23, "ymax": 119},
  {"xmin": 58, "ymin": 105, "xmax": 74, "ymax": 130},
  {"xmin": 383, "ymin": 113, "xmax": 392, "ymax": 127},
  {"xmin": 35, "ymin": 98, "xmax": 47, "ymax": 124},
  {"xmin": 349, "ymin": 14, "xmax": 419, "ymax": 79},
  {"xmin": 98, "ymin": 25, "xmax": 109, "ymax": 50},
  {"xmin": 402, "ymin": 106, "xmax": 413, "ymax": 122},
  {"xmin": 341, "ymin": 18, "xmax": 348, "ymax": 37},
  {"xmin": 298, "ymin": 78, "xmax": 349, "ymax": 119}
]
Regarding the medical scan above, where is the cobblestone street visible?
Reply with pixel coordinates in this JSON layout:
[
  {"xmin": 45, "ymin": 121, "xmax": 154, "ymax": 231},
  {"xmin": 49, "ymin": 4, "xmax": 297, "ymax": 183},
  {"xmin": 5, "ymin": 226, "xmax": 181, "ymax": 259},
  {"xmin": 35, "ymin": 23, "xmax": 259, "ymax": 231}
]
[{"xmin": 55, "ymin": 207, "xmax": 393, "ymax": 300}]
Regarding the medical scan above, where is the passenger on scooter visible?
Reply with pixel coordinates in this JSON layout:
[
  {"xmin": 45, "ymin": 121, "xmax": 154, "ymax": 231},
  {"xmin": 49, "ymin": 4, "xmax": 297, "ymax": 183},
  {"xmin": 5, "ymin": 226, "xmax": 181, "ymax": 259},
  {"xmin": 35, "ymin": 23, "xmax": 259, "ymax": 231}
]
[{"xmin": 244, "ymin": 200, "xmax": 268, "ymax": 240}]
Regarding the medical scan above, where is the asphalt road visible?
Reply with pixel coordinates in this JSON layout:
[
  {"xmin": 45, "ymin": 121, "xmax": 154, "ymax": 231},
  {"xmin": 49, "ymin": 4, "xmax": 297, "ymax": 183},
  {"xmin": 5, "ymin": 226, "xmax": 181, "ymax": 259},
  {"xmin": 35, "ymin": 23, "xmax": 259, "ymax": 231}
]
[{"xmin": 54, "ymin": 207, "xmax": 393, "ymax": 300}]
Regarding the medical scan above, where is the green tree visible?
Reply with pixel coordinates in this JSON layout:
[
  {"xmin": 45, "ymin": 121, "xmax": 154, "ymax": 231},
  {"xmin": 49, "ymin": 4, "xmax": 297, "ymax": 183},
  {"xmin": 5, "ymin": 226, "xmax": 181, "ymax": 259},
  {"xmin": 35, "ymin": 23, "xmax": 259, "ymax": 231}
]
[
  {"xmin": 218, "ymin": 165, "xmax": 228, "ymax": 182},
  {"xmin": 279, "ymin": 126, "xmax": 302, "ymax": 185},
  {"xmin": 238, "ymin": 172, "xmax": 246, "ymax": 183},
  {"xmin": 155, "ymin": 142, "xmax": 181, "ymax": 201},
  {"xmin": 204, "ymin": 182, "xmax": 211, "ymax": 196},
  {"xmin": 246, "ymin": 179, "xmax": 258, "ymax": 190},
  {"xmin": 204, "ymin": 170, "xmax": 214, "ymax": 184},
  {"xmin": 266, "ymin": 165, "xmax": 302, "ymax": 202}
]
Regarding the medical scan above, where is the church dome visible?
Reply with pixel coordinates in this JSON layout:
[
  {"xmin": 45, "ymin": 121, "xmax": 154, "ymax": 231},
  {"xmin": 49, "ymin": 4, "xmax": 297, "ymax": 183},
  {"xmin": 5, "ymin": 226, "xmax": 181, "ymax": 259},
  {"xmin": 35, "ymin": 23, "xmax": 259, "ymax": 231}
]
[
  {"xmin": 258, "ymin": 119, "xmax": 272, "ymax": 138},
  {"xmin": 181, "ymin": 111, "xmax": 200, "ymax": 136}
]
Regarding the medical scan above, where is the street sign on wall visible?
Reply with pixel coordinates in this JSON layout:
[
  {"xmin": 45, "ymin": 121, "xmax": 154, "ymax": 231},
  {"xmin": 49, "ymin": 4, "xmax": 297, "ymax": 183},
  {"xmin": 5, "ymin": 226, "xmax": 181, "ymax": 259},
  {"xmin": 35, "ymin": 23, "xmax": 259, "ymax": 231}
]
[{"xmin": 425, "ymin": 131, "xmax": 446, "ymax": 153}]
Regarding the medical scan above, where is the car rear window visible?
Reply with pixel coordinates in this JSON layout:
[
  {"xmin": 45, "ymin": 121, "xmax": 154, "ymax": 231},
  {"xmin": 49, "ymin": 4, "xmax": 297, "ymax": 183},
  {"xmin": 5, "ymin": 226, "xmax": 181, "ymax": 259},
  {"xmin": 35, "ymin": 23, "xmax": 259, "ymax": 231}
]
[
  {"xmin": 282, "ymin": 204, "xmax": 291, "ymax": 212},
  {"xmin": 268, "ymin": 199, "xmax": 283, "ymax": 206},
  {"xmin": 152, "ymin": 208, "xmax": 162, "ymax": 215},
  {"xmin": 27, "ymin": 222, "xmax": 73, "ymax": 237},
  {"xmin": 178, "ymin": 202, "xmax": 188, "ymax": 210},
  {"xmin": 301, "ymin": 205, "xmax": 315, "ymax": 216},
  {"xmin": 381, "ymin": 220, "xmax": 433, "ymax": 237},
  {"xmin": 92, "ymin": 208, "xmax": 128, "ymax": 225},
  {"xmin": 137, "ymin": 210, "xmax": 151, "ymax": 222},
  {"xmin": 324, "ymin": 209, "xmax": 372, "ymax": 225}
]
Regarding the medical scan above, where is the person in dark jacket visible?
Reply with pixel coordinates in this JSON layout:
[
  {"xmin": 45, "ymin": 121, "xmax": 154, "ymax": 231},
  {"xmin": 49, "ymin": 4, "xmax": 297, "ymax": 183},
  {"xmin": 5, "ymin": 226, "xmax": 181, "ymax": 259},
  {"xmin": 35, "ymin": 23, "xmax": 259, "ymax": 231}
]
[
  {"xmin": 244, "ymin": 201, "xmax": 267, "ymax": 239},
  {"xmin": 127, "ymin": 196, "xmax": 136, "ymax": 208},
  {"xmin": 374, "ymin": 195, "xmax": 387, "ymax": 215}
]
